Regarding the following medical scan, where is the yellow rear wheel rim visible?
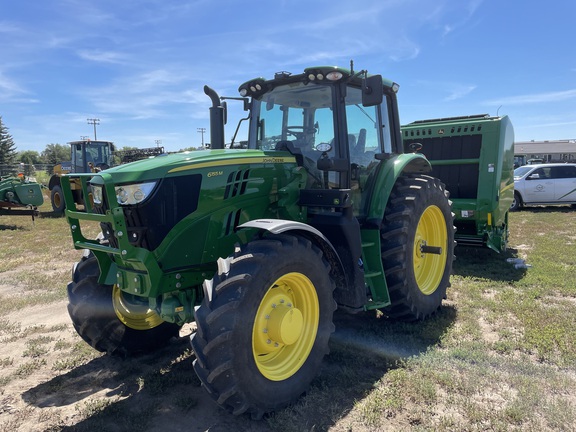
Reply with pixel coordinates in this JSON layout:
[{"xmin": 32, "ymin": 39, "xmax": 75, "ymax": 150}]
[
  {"xmin": 413, "ymin": 205, "xmax": 448, "ymax": 295},
  {"xmin": 113, "ymin": 285, "xmax": 164, "ymax": 330},
  {"xmin": 252, "ymin": 272, "xmax": 319, "ymax": 381}
]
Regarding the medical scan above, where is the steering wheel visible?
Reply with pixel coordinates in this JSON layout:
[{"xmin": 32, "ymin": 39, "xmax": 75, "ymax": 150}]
[{"xmin": 286, "ymin": 126, "xmax": 315, "ymax": 141}]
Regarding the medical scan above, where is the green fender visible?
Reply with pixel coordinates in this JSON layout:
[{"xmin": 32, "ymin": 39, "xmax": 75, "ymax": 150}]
[
  {"xmin": 365, "ymin": 152, "xmax": 432, "ymax": 224},
  {"xmin": 360, "ymin": 152, "xmax": 432, "ymax": 310}
]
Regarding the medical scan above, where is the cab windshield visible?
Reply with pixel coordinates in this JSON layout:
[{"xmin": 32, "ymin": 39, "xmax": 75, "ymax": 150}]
[
  {"xmin": 256, "ymin": 82, "xmax": 335, "ymax": 152},
  {"xmin": 72, "ymin": 142, "xmax": 112, "ymax": 172},
  {"xmin": 86, "ymin": 142, "xmax": 112, "ymax": 166}
]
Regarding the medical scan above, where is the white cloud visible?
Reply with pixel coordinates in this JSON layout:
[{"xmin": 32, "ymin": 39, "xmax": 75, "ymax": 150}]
[
  {"xmin": 445, "ymin": 85, "xmax": 477, "ymax": 101},
  {"xmin": 77, "ymin": 49, "xmax": 127, "ymax": 64},
  {"xmin": 0, "ymin": 71, "xmax": 37, "ymax": 103},
  {"xmin": 484, "ymin": 89, "xmax": 576, "ymax": 106}
]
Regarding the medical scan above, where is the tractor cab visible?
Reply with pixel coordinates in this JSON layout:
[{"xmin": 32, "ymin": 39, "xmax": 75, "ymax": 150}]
[
  {"xmin": 218, "ymin": 66, "xmax": 407, "ymax": 220},
  {"xmin": 69, "ymin": 140, "xmax": 115, "ymax": 173}
]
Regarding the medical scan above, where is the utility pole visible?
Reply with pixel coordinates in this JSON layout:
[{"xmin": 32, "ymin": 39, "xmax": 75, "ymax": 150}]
[
  {"xmin": 87, "ymin": 118, "xmax": 100, "ymax": 141},
  {"xmin": 197, "ymin": 127, "xmax": 206, "ymax": 148},
  {"xmin": 155, "ymin": 139, "xmax": 162, "ymax": 148}
]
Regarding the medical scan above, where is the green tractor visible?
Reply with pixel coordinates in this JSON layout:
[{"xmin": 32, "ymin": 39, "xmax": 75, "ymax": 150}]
[
  {"xmin": 62, "ymin": 65, "xmax": 455, "ymax": 418},
  {"xmin": 49, "ymin": 140, "xmax": 115, "ymax": 213},
  {"xmin": 49, "ymin": 141, "xmax": 164, "ymax": 213}
]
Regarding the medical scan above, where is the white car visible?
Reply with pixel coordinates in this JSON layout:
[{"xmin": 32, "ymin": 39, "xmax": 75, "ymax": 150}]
[{"xmin": 511, "ymin": 163, "xmax": 576, "ymax": 210}]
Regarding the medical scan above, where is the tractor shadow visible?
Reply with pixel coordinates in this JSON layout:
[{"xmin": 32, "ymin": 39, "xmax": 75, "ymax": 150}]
[
  {"xmin": 0, "ymin": 223, "xmax": 27, "ymax": 231},
  {"xmin": 22, "ymin": 336, "xmax": 270, "ymax": 431},
  {"xmin": 22, "ymin": 308, "xmax": 456, "ymax": 431},
  {"xmin": 453, "ymin": 245, "xmax": 527, "ymax": 282},
  {"xmin": 267, "ymin": 306, "xmax": 457, "ymax": 429},
  {"xmin": 515, "ymin": 205, "xmax": 575, "ymax": 214},
  {"xmin": 39, "ymin": 210, "xmax": 65, "ymax": 218}
]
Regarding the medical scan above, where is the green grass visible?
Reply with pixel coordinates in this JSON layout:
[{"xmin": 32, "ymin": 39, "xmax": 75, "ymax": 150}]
[
  {"xmin": 1, "ymin": 201, "xmax": 575, "ymax": 431},
  {"xmin": 298, "ymin": 206, "xmax": 576, "ymax": 431}
]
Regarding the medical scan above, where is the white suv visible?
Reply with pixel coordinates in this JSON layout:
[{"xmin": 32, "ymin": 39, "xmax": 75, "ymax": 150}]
[{"xmin": 511, "ymin": 163, "xmax": 576, "ymax": 210}]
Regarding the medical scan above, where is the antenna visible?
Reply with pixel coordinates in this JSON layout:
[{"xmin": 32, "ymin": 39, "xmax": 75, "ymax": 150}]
[{"xmin": 350, "ymin": 59, "xmax": 354, "ymax": 75}]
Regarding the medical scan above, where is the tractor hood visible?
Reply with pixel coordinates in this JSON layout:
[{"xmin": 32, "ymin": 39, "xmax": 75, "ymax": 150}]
[{"xmin": 90, "ymin": 149, "xmax": 294, "ymax": 185}]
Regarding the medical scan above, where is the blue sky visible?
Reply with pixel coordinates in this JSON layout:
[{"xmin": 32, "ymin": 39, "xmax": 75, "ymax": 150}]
[{"xmin": 1, "ymin": 0, "xmax": 575, "ymax": 153}]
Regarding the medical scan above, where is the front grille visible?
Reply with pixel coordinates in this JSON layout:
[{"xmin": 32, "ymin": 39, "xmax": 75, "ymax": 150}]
[{"xmin": 96, "ymin": 175, "xmax": 202, "ymax": 251}]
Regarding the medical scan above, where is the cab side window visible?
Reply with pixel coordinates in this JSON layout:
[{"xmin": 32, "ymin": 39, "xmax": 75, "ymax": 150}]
[
  {"xmin": 552, "ymin": 166, "xmax": 576, "ymax": 179},
  {"xmin": 530, "ymin": 167, "xmax": 551, "ymax": 179}
]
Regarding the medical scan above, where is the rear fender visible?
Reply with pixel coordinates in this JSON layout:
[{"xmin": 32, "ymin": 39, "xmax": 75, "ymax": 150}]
[{"xmin": 365, "ymin": 153, "xmax": 432, "ymax": 225}]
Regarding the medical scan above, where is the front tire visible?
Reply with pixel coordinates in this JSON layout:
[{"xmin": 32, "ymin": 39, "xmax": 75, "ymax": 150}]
[
  {"xmin": 67, "ymin": 256, "xmax": 180, "ymax": 356},
  {"xmin": 381, "ymin": 174, "xmax": 455, "ymax": 321},
  {"xmin": 51, "ymin": 185, "xmax": 65, "ymax": 213},
  {"xmin": 191, "ymin": 233, "xmax": 336, "ymax": 418},
  {"xmin": 510, "ymin": 191, "xmax": 522, "ymax": 211}
]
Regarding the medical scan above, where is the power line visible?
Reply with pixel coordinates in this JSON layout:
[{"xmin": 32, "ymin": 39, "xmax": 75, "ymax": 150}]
[
  {"xmin": 87, "ymin": 118, "xmax": 100, "ymax": 140},
  {"xmin": 197, "ymin": 127, "xmax": 206, "ymax": 147}
]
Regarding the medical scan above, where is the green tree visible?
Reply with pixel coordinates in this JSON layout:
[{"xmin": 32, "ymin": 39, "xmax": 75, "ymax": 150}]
[
  {"xmin": 0, "ymin": 116, "xmax": 18, "ymax": 165},
  {"xmin": 17, "ymin": 150, "xmax": 42, "ymax": 165},
  {"xmin": 41, "ymin": 143, "xmax": 69, "ymax": 165}
]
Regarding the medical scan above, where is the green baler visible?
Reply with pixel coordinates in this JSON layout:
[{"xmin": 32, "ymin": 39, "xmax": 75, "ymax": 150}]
[{"xmin": 402, "ymin": 115, "xmax": 515, "ymax": 252}]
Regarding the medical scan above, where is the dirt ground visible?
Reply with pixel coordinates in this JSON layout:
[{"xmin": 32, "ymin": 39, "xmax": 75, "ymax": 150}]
[
  {"xmin": 0, "ymin": 216, "xmax": 281, "ymax": 431},
  {"xmin": 0, "ymin": 298, "xmax": 405, "ymax": 432},
  {"xmin": 0, "ymin": 298, "xmax": 278, "ymax": 432},
  {"xmin": 0, "ymin": 252, "xmax": 399, "ymax": 432}
]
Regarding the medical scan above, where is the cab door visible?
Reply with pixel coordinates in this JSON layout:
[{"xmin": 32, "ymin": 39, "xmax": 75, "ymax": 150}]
[
  {"xmin": 524, "ymin": 166, "xmax": 554, "ymax": 203},
  {"xmin": 552, "ymin": 165, "xmax": 576, "ymax": 202},
  {"xmin": 345, "ymin": 88, "xmax": 392, "ymax": 217}
]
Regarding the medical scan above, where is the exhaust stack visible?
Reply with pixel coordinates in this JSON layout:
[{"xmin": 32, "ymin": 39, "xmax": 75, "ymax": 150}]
[{"xmin": 204, "ymin": 85, "xmax": 225, "ymax": 149}]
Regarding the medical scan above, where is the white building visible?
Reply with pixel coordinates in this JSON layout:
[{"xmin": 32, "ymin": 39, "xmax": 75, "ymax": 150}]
[{"xmin": 514, "ymin": 139, "xmax": 576, "ymax": 166}]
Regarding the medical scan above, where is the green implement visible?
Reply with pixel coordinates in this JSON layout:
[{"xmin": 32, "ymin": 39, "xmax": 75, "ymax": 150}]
[
  {"xmin": 0, "ymin": 174, "xmax": 44, "ymax": 217},
  {"xmin": 402, "ymin": 114, "xmax": 514, "ymax": 252}
]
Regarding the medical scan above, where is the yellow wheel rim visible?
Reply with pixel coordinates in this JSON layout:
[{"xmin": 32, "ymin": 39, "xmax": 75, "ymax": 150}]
[
  {"xmin": 53, "ymin": 192, "xmax": 62, "ymax": 208},
  {"xmin": 252, "ymin": 272, "xmax": 319, "ymax": 381},
  {"xmin": 113, "ymin": 285, "xmax": 164, "ymax": 330},
  {"xmin": 413, "ymin": 205, "xmax": 448, "ymax": 295}
]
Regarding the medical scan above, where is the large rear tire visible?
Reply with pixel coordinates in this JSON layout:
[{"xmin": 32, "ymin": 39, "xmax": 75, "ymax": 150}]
[
  {"xmin": 191, "ymin": 233, "xmax": 336, "ymax": 418},
  {"xmin": 381, "ymin": 174, "xmax": 455, "ymax": 321},
  {"xmin": 67, "ymin": 256, "xmax": 180, "ymax": 356}
]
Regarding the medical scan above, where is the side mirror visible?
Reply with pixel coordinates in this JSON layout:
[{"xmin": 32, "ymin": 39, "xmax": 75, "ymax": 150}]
[
  {"xmin": 362, "ymin": 75, "xmax": 384, "ymax": 107},
  {"xmin": 408, "ymin": 142, "xmax": 423, "ymax": 153},
  {"xmin": 528, "ymin": 173, "xmax": 540, "ymax": 180},
  {"xmin": 222, "ymin": 101, "xmax": 228, "ymax": 125}
]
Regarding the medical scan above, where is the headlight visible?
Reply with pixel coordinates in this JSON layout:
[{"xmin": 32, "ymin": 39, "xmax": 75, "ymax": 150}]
[
  {"xmin": 92, "ymin": 186, "xmax": 103, "ymax": 204},
  {"xmin": 115, "ymin": 182, "xmax": 157, "ymax": 205}
]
